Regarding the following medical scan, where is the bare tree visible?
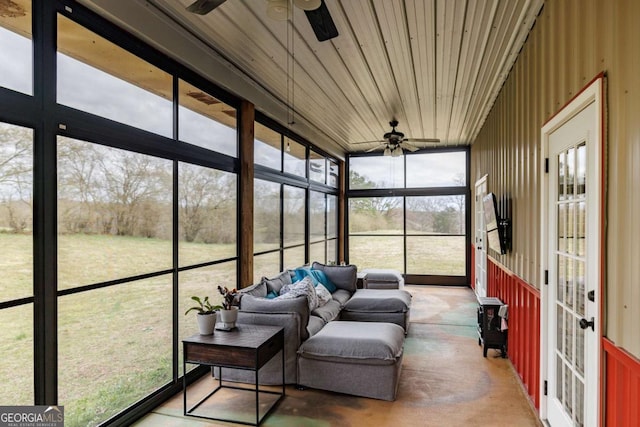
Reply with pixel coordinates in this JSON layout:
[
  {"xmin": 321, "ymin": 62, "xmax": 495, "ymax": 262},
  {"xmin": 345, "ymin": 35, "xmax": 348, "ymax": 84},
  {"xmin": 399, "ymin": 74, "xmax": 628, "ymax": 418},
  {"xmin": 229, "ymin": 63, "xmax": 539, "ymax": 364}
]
[{"xmin": 0, "ymin": 125, "xmax": 33, "ymax": 232}]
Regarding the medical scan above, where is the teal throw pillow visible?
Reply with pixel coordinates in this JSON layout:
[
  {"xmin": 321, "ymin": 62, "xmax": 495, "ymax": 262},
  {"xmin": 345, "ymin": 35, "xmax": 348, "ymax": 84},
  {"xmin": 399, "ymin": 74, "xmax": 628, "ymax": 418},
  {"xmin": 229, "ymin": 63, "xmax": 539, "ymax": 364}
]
[
  {"xmin": 293, "ymin": 267, "xmax": 319, "ymax": 286},
  {"xmin": 310, "ymin": 269, "xmax": 337, "ymax": 293},
  {"xmin": 266, "ymin": 290, "xmax": 278, "ymax": 299}
]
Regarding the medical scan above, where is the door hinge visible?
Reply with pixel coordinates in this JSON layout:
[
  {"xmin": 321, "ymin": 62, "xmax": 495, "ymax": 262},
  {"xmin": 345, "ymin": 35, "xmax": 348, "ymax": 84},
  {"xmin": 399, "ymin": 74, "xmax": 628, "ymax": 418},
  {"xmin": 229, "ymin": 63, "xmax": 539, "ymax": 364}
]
[
  {"xmin": 544, "ymin": 158, "xmax": 549, "ymax": 173},
  {"xmin": 544, "ymin": 270, "xmax": 548, "ymax": 285},
  {"xmin": 544, "ymin": 380, "xmax": 548, "ymax": 396}
]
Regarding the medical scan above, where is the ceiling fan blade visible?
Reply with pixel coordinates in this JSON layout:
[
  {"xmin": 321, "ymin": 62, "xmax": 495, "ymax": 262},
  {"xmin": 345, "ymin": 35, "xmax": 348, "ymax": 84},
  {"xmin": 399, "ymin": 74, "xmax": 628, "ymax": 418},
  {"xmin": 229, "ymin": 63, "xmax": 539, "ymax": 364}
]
[
  {"xmin": 352, "ymin": 140, "xmax": 386, "ymax": 145},
  {"xmin": 365, "ymin": 144, "xmax": 387, "ymax": 152},
  {"xmin": 304, "ymin": 0, "xmax": 339, "ymax": 41},
  {"xmin": 186, "ymin": 0, "xmax": 227, "ymax": 15},
  {"xmin": 405, "ymin": 137, "xmax": 441, "ymax": 143},
  {"xmin": 399, "ymin": 141, "xmax": 419, "ymax": 152}
]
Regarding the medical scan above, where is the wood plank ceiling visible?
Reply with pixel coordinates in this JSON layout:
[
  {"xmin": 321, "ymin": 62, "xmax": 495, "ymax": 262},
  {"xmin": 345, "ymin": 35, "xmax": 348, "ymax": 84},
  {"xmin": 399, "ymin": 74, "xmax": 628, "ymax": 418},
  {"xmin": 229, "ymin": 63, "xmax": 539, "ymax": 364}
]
[{"xmin": 103, "ymin": 0, "xmax": 544, "ymax": 156}]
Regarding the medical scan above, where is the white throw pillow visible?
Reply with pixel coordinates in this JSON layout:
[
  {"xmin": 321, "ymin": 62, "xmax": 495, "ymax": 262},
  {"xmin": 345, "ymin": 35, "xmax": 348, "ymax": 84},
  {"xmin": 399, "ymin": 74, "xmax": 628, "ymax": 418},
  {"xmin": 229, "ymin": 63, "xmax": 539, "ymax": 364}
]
[
  {"xmin": 315, "ymin": 284, "xmax": 332, "ymax": 307},
  {"xmin": 278, "ymin": 276, "xmax": 318, "ymax": 310}
]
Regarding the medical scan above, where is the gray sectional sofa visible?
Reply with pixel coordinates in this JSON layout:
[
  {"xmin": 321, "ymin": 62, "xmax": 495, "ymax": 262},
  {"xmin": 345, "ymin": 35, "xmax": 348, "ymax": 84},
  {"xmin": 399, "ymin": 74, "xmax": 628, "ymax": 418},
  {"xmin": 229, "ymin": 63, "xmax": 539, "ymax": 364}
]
[{"xmin": 215, "ymin": 262, "xmax": 411, "ymax": 401}]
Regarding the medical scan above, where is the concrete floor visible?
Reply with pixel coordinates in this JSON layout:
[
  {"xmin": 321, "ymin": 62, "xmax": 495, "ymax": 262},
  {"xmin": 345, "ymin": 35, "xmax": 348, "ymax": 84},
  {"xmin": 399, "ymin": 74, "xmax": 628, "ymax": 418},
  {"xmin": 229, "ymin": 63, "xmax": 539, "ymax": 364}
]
[{"xmin": 134, "ymin": 285, "xmax": 542, "ymax": 426}]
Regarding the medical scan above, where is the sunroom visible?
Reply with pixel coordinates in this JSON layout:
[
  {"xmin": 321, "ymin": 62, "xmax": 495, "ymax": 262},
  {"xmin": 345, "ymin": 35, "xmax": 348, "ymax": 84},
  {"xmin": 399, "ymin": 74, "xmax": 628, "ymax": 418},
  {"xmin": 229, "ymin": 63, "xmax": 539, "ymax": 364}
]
[{"xmin": 0, "ymin": 1, "xmax": 638, "ymax": 426}]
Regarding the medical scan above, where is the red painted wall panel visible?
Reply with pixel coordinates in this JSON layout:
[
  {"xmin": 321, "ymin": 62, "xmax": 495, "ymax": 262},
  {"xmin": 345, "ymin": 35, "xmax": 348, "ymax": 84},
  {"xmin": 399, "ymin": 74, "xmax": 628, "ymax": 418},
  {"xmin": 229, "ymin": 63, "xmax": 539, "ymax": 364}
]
[
  {"xmin": 603, "ymin": 338, "xmax": 640, "ymax": 427},
  {"xmin": 488, "ymin": 258, "xmax": 540, "ymax": 409}
]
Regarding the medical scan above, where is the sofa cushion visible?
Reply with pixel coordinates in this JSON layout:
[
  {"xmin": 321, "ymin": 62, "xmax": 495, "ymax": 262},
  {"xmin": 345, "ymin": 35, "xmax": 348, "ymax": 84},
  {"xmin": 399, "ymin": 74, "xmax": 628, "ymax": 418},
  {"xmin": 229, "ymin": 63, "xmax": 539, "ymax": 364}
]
[
  {"xmin": 311, "ymin": 299, "xmax": 342, "ymax": 323},
  {"xmin": 292, "ymin": 267, "xmax": 319, "ymax": 285},
  {"xmin": 306, "ymin": 315, "xmax": 326, "ymax": 337},
  {"xmin": 240, "ymin": 281, "xmax": 268, "ymax": 298},
  {"xmin": 298, "ymin": 321, "xmax": 404, "ymax": 365},
  {"xmin": 311, "ymin": 262, "xmax": 357, "ymax": 293},
  {"xmin": 343, "ymin": 289, "xmax": 412, "ymax": 313},
  {"xmin": 331, "ymin": 289, "xmax": 352, "ymax": 306},
  {"xmin": 240, "ymin": 293, "xmax": 310, "ymax": 341},
  {"xmin": 261, "ymin": 270, "xmax": 293, "ymax": 294}
]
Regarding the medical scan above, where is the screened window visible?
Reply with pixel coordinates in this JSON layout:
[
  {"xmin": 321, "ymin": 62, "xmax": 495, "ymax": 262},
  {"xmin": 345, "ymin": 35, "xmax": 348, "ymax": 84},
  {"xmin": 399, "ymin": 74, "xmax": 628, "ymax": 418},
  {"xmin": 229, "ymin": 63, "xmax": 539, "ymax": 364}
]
[
  {"xmin": 255, "ymin": 122, "xmax": 281, "ymax": 170},
  {"xmin": 0, "ymin": 1, "xmax": 32, "ymax": 95},
  {"xmin": 349, "ymin": 156, "xmax": 404, "ymax": 189},
  {"xmin": 0, "ymin": 122, "xmax": 33, "ymax": 404},
  {"xmin": 309, "ymin": 150, "xmax": 326, "ymax": 183},
  {"xmin": 178, "ymin": 162, "xmax": 237, "ymax": 267},
  {"xmin": 283, "ymin": 185, "xmax": 305, "ymax": 246},
  {"xmin": 406, "ymin": 151, "xmax": 466, "ymax": 188},
  {"xmin": 284, "ymin": 138, "xmax": 305, "ymax": 177},
  {"xmin": 57, "ymin": 15, "xmax": 173, "ymax": 137},
  {"xmin": 254, "ymin": 179, "xmax": 281, "ymax": 253},
  {"xmin": 178, "ymin": 79, "xmax": 237, "ymax": 157},
  {"xmin": 57, "ymin": 137, "xmax": 173, "ymax": 290}
]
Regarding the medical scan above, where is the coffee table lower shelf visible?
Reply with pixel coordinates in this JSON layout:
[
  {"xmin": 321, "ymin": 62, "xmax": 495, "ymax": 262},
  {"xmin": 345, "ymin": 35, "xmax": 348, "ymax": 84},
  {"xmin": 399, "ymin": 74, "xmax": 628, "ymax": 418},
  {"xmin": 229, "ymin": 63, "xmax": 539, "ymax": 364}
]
[{"xmin": 182, "ymin": 325, "xmax": 285, "ymax": 426}]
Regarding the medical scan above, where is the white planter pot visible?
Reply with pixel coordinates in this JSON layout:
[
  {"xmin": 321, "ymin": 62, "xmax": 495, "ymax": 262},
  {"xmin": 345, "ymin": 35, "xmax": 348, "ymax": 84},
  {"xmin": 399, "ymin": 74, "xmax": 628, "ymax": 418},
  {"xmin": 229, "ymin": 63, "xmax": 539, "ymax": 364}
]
[
  {"xmin": 219, "ymin": 307, "xmax": 239, "ymax": 325},
  {"xmin": 196, "ymin": 313, "xmax": 216, "ymax": 335}
]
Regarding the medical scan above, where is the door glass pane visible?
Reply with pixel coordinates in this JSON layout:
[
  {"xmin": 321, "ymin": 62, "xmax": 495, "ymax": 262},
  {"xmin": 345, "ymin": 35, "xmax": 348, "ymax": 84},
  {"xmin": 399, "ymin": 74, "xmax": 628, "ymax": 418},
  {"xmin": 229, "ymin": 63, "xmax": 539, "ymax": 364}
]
[
  {"xmin": 558, "ymin": 151, "xmax": 566, "ymax": 201},
  {"xmin": 254, "ymin": 179, "xmax": 280, "ymax": 252},
  {"xmin": 59, "ymin": 276, "xmax": 173, "ymax": 426},
  {"xmin": 0, "ymin": 0, "xmax": 32, "ymax": 95},
  {"xmin": 57, "ymin": 15, "xmax": 172, "ymax": 137},
  {"xmin": 577, "ymin": 201, "xmax": 586, "ymax": 256},
  {"xmin": 564, "ymin": 308, "xmax": 573, "ymax": 360},
  {"xmin": 556, "ymin": 305, "xmax": 563, "ymax": 351},
  {"xmin": 557, "ymin": 203, "xmax": 566, "ymax": 253},
  {"xmin": 576, "ymin": 317, "xmax": 585, "ymax": 376},
  {"xmin": 57, "ymin": 138, "xmax": 173, "ymax": 290},
  {"xmin": 568, "ymin": 203, "xmax": 576, "ymax": 254},
  {"xmin": 557, "ymin": 256, "xmax": 565, "ymax": 304},
  {"xmin": 566, "ymin": 148, "xmax": 575, "ymax": 198},
  {"xmin": 576, "ymin": 261, "xmax": 586, "ymax": 316},
  {"xmin": 556, "ymin": 354, "xmax": 563, "ymax": 400},
  {"xmin": 178, "ymin": 163, "xmax": 237, "ymax": 267},
  {"xmin": 0, "ymin": 123, "xmax": 33, "ymax": 302},
  {"xmin": 576, "ymin": 143, "xmax": 586, "ymax": 196},
  {"xmin": 576, "ymin": 379, "xmax": 584, "ymax": 426},
  {"xmin": 178, "ymin": 79, "xmax": 237, "ymax": 157}
]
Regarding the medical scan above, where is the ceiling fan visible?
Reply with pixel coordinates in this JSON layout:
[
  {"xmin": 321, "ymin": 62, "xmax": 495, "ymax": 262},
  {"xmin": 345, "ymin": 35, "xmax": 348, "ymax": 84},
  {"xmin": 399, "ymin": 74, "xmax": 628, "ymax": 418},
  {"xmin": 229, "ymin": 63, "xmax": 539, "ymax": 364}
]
[
  {"xmin": 354, "ymin": 120, "xmax": 440, "ymax": 156},
  {"xmin": 185, "ymin": 0, "xmax": 339, "ymax": 42}
]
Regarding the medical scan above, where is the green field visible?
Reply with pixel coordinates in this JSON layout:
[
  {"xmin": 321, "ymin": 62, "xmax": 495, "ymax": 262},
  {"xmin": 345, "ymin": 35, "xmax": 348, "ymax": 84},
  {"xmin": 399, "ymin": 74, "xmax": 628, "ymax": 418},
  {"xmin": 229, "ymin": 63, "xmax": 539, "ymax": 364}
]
[{"xmin": 0, "ymin": 231, "xmax": 465, "ymax": 426}]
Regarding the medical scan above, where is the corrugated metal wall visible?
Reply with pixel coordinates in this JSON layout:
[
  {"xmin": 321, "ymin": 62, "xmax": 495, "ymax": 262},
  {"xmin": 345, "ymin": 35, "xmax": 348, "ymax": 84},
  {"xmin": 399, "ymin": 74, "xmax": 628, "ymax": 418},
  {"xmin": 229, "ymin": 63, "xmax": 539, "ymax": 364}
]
[{"xmin": 471, "ymin": 0, "xmax": 640, "ymax": 357}]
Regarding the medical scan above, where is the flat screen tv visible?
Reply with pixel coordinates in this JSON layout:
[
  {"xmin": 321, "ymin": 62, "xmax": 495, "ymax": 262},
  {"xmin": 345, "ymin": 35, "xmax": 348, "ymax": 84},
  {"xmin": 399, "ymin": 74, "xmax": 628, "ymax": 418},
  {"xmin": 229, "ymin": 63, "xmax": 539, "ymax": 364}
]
[{"xmin": 483, "ymin": 193, "xmax": 507, "ymax": 254}]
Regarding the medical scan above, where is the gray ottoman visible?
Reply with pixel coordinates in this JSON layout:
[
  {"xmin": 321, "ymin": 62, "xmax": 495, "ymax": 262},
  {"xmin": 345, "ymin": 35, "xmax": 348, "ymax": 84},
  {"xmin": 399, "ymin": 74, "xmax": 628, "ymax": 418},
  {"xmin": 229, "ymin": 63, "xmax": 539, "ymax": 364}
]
[
  {"xmin": 297, "ymin": 321, "xmax": 404, "ymax": 401},
  {"xmin": 341, "ymin": 289, "xmax": 412, "ymax": 332},
  {"xmin": 361, "ymin": 268, "xmax": 404, "ymax": 289}
]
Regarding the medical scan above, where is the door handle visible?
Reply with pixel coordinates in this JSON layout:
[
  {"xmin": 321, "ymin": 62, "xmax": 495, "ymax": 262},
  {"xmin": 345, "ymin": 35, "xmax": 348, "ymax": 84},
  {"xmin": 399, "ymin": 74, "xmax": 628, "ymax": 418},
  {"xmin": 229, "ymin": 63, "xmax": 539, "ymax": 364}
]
[{"xmin": 579, "ymin": 317, "xmax": 594, "ymax": 331}]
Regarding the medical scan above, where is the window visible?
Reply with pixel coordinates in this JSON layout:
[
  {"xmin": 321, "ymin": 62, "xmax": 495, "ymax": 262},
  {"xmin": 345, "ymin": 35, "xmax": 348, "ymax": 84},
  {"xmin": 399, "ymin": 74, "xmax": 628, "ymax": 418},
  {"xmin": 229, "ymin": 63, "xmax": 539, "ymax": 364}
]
[
  {"xmin": 349, "ymin": 156, "xmax": 404, "ymax": 189},
  {"xmin": 57, "ymin": 138, "xmax": 173, "ymax": 289},
  {"xmin": 178, "ymin": 162, "xmax": 237, "ymax": 267},
  {"xmin": 178, "ymin": 79, "xmax": 237, "ymax": 157},
  {"xmin": 254, "ymin": 122, "xmax": 281, "ymax": 170},
  {"xmin": 0, "ymin": 122, "xmax": 33, "ymax": 404},
  {"xmin": 283, "ymin": 138, "xmax": 305, "ymax": 177},
  {"xmin": 348, "ymin": 149, "xmax": 468, "ymax": 281},
  {"xmin": 0, "ymin": 1, "xmax": 32, "ymax": 95},
  {"xmin": 309, "ymin": 150, "xmax": 326, "ymax": 183},
  {"xmin": 254, "ymin": 179, "xmax": 281, "ymax": 254},
  {"xmin": 57, "ymin": 15, "xmax": 173, "ymax": 137}
]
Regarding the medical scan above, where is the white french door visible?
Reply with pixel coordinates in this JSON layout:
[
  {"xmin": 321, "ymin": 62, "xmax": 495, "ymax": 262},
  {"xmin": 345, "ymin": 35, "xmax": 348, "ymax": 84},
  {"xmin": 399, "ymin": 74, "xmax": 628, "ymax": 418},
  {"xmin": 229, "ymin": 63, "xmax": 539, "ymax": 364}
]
[
  {"xmin": 541, "ymin": 78, "xmax": 602, "ymax": 427},
  {"xmin": 474, "ymin": 176, "xmax": 488, "ymax": 297}
]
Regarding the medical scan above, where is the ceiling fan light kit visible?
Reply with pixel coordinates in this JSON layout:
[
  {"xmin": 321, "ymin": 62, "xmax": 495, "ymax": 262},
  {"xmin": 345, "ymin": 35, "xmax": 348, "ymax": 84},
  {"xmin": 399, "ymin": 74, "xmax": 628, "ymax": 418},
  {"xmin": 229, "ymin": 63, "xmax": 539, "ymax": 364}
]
[
  {"xmin": 266, "ymin": 0, "xmax": 289, "ymax": 21},
  {"xmin": 293, "ymin": 0, "xmax": 321, "ymax": 11}
]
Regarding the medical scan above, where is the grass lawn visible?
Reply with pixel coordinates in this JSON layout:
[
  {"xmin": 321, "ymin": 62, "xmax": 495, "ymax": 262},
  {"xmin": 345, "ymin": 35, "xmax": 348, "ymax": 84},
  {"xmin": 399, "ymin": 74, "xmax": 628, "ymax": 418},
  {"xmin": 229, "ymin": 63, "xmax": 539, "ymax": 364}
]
[{"xmin": 0, "ymin": 231, "xmax": 465, "ymax": 426}]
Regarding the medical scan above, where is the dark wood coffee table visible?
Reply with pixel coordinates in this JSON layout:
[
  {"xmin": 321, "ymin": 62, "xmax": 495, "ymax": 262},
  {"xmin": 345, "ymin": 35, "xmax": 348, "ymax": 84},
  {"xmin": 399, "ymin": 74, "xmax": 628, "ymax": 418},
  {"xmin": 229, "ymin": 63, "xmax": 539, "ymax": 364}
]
[{"xmin": 183, "ymin": 324, "xmax": 285, "ymax": 426}]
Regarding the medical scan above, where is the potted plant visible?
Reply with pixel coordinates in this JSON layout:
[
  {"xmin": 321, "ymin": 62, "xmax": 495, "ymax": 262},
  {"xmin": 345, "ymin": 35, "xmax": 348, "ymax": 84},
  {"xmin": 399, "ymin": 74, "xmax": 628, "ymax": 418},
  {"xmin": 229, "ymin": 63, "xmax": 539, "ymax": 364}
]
[
  {"xmin": 185, "ymin": 296, "xmax": 222, "ymax": 335},
  {"xmin": 217, "ymin": 286, "xmax": 239, "ymax": 328}
]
